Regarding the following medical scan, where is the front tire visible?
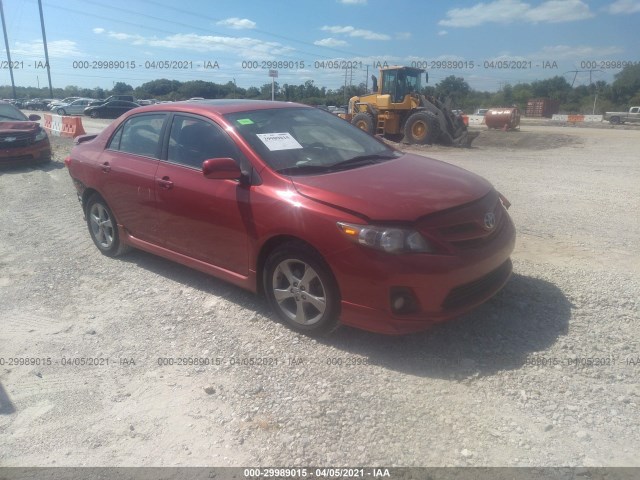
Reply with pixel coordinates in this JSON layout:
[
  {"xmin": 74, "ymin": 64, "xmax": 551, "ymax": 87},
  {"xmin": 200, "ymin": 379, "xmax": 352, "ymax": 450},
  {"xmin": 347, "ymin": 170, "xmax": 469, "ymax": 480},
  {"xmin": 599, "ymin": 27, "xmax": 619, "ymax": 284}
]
[
  {"xmin": 264, "ymin": 242, "xmax": 340, "ymax": 335},
  {"xmin": 351, "ymin": 112, "xmax": 375, "ymax": 135},
  {"xmin": 57, "ymin": 108, "xmax": 66, "ymax": 115},
  {"xmin": 86, "ymin": 194, "xmax": 130, "ymax": 257},
  {"xmin": 404, "ymin": 111, "xmax": 437, "ymax": 144},
  {"xmin": 90, "ymin": 110, "xmax": 99, "ymax": 119}
]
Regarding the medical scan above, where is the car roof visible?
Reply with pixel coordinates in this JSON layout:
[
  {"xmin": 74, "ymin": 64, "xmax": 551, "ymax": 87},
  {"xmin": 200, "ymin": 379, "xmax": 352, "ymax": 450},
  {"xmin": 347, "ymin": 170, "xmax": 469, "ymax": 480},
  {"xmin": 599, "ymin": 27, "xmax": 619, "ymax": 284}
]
[{"xmin": 132, "ymin": 99, "xmax": 309, "ymax": 116}]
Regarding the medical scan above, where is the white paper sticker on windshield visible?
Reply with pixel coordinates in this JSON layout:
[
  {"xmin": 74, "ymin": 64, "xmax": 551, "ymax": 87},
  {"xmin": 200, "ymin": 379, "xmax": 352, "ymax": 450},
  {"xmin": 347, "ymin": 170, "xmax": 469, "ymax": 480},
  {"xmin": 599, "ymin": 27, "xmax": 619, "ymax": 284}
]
[{"xmin": 256, "ymin": 132, "xmax": 303, "ymax": 151}]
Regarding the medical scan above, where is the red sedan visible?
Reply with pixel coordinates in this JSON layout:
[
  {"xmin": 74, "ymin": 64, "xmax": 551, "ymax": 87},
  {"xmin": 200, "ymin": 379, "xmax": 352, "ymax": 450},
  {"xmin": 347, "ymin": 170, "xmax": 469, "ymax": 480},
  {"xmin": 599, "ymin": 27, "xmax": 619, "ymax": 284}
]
[
  {"xmin": 65, "ymin": 100, "xmax": 515, "ymax": 335},
  {"xmin": 0, "ymin": 101, "xmax": 51, "ymax": 167}
]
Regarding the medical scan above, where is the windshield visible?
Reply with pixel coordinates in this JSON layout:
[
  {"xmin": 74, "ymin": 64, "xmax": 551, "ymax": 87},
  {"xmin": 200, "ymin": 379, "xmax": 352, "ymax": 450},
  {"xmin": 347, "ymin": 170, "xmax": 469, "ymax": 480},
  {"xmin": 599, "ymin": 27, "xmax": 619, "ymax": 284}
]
[
  {"xmin": 225, "ymin": 107, "xmax": 398, "ymax": 175},
  {"xmin": 0, "ymin": 103, "xmax": 28, "ymax": 121}
]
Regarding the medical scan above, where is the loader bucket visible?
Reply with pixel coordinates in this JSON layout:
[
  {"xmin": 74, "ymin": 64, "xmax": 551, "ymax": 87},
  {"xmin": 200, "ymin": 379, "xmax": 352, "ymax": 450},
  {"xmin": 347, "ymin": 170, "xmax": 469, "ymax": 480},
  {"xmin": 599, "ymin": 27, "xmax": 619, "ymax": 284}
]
[{"xmin": 452, "ymin": 130, "xmax": 479, "ymax": 148}]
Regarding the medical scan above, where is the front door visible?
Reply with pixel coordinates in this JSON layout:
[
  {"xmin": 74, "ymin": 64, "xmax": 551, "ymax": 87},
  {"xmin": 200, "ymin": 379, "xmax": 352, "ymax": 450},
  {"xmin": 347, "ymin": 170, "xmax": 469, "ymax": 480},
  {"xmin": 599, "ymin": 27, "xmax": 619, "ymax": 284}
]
[{"xmin": 153, "ymin": 114, "xmax": 250, "ymax": 275}]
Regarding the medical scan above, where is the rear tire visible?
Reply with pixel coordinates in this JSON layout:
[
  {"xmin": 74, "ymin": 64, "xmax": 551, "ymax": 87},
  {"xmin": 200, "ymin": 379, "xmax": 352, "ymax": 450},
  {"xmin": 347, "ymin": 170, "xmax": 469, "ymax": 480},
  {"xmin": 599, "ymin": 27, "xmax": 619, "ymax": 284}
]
[
  {"xmin": 609, "ymin": 116, "xmax": 621, "ymax": 125},
  {"xmin": 57, "ymin": 108, "xmax": 66, "ymax": 115},
  {"xmin": 85, "ymin": 194, "xmax": 130, "ymax": 257},
  {"xmin": 90, "ymin": 111, "xmax": 99, "ymax": 119},
  {"xmin": 263, "ymin": 242, "xmax": 340, "ymax": 336},
  {"xmin": 404, "ymin": 112, "xmax": 437, "ymax": 144},
  {"xmin": 351, "ymin": 112, "xmax": 375, "ymax": 135}
]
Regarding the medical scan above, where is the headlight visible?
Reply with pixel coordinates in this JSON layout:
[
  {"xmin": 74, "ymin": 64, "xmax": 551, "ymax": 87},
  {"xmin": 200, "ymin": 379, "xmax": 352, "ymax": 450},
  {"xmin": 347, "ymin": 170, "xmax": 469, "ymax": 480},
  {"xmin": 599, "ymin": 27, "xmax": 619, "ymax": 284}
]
[
  {"xmin": 34, "ymin": 128, "xmax": 48, "ymax": 142},
  {"xmin": 337, "ymin": 222, "xmax": 433, "ymax": 254}
]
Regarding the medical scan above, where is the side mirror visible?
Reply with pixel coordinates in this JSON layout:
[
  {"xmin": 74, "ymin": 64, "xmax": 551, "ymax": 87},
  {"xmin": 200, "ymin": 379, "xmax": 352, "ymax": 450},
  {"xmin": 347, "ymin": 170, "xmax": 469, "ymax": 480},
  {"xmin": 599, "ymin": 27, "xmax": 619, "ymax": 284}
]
[
  {"xmin": 28, "ymin": 114, "xmax": 41, "ymax": 121},
  {"xmin": 202, "ymin": 158, "xmax": 242, "ymax": 180}
]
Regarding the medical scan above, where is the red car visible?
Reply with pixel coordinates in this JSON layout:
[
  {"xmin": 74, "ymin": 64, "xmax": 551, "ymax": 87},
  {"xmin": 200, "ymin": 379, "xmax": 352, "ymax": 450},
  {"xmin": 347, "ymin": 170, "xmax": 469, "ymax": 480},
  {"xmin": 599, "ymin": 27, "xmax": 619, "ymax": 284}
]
[
  {"xmin": 65, "ymin": 100, "xmax": 515, "ymax": 335},
  {"xmin": 0, "ymin": 101, "xmax": 51, "ymax": 167}
]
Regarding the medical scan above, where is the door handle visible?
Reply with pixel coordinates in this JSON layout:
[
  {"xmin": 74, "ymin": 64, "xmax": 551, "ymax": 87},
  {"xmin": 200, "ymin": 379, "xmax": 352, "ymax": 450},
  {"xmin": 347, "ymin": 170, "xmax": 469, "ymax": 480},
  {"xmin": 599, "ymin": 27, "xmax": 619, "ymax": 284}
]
[
  {"xmin": 101, "ymin": 162, "xmax": 111, "ymax": 173},
  {"xmin": 158, "ymin": 176, "xmax": 174, "ymax": 189}
]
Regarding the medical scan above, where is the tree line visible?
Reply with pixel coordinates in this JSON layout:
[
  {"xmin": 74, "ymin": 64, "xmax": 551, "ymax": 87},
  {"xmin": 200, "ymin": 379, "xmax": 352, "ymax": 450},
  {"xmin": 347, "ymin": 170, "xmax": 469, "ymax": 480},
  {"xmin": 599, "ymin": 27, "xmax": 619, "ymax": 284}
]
[{"xmin": 2, "ymin": 64, "xmax": 639, "ymax": 114}]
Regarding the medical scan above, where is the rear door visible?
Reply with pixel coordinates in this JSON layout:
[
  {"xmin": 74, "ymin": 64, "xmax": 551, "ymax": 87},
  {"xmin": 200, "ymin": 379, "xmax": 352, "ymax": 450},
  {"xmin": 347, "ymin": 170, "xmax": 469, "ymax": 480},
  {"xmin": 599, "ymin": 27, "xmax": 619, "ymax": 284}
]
[
  {"xmin": 70, "ymin": 99, "xmax": 89, "ymax": 115},
  {"xmin": 153, "ymin": 114, "xmax": 250, "ymax": 275},
  {"xmin": 97, "ymin": 113, "xmax": 168, "ymax": 243},
  {"xmin": 104, "ymin": 101, "xmax": 127, "ymax": 118}
]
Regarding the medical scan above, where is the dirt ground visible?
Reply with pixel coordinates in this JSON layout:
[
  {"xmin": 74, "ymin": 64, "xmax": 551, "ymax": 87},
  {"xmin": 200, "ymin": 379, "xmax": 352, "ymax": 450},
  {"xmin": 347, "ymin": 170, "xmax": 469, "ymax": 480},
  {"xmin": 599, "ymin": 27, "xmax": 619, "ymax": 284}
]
[{"xmin": 1, "ymin": 123, "xmax": 639, "ymax": 469}]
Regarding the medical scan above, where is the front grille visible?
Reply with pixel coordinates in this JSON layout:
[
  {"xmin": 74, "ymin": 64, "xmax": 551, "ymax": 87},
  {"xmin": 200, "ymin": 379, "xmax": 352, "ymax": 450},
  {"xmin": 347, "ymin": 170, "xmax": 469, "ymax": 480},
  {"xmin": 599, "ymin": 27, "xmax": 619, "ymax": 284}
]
[
  {"xmin": 442, "ymin": 259, "xmax": 512, "ymax": 309},
  {"xmin": 418, "ymin": 190, "xmax": 507, "ymax": 251},
  {"xmin": 447, "ymin": 211, "xmax": 506, "ymax": 249},
  {"xmin": 0, "ymin": 131, "xmax": 35, "ymax": 149},
  {"xmin": 0, "ymin": 154, "xmax": 35, "ymax": 164}
]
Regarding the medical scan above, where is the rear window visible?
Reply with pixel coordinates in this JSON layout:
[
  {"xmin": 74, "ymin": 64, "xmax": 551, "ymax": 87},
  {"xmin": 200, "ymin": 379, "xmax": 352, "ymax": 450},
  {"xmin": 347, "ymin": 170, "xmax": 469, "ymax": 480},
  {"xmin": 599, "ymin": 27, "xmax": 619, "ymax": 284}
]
[{"xmin": 107, "ymin": 114, "xmax": 166, "ymax": 158}]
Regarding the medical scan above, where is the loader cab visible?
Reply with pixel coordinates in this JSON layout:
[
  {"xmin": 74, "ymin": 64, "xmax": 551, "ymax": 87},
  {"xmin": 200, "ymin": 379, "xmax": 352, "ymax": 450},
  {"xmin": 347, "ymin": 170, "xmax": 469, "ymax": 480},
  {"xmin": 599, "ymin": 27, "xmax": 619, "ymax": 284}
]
[{"xmin": 379, "ymin": 67, "xmax": 425, "ymax": 103}]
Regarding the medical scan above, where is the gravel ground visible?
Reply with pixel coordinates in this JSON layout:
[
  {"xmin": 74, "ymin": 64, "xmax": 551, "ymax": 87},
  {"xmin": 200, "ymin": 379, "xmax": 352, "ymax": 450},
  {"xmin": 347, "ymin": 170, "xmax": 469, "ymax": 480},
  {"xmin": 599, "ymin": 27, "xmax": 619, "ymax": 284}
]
[{"xmin": 0, "ymin": 124, "xmax": 638, "ymax": 468}]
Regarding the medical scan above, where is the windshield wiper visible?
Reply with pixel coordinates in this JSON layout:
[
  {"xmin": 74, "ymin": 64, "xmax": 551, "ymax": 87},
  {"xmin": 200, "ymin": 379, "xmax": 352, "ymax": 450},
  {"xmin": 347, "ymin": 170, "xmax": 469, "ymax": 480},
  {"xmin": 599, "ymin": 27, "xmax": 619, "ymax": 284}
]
[
  {"xmin": 275, "ymin": 152, "xmax": 400, "ymax": 176},
  {"xmin": 275, "ymin": 164, "xmax": 333, "ymax": 175},
  {"xmin": 327, "ymin": 152, "xmax": 399, "ymax": 171}
]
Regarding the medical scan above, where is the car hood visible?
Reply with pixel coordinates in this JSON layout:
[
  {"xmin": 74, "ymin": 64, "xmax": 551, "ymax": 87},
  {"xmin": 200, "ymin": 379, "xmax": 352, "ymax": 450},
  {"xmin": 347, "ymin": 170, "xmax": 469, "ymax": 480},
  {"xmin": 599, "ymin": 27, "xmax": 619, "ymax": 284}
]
[
  {"xmin": 0, "ymin": 121, "xmax": 40, "ymax": 133},
  {"xmin": 290, "ymin": 153, "xmax": 493, "ymax": 221}
]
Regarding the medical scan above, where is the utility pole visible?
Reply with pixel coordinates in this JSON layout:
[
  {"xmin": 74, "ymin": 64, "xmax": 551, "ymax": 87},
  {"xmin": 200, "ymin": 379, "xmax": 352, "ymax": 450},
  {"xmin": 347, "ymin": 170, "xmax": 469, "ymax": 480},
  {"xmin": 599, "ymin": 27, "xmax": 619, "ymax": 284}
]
[
  {"xmin": 37, "ymin": 0, "xmax": 53, "ymax": 97},
  {"xmin": 365, "ymin": 64, "xmax": 369, "ymax": 92},
  {"xmin": 565, "ymin": 70, "xmax": 603, "ymax": 113},
  {"xmin": 343, "ymin": 67, "xmax": 348, "ymax": 106},
  {"xmin": 0, "ymin": 0, "xmax": 17, "ymax": 99}
]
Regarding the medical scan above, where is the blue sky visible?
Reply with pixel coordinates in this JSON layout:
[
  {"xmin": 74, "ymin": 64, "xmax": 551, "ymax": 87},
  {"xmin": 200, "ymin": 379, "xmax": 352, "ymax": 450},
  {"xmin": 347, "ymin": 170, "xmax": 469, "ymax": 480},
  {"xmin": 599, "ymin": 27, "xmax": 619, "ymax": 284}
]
[{"xmin": 1, "ymin": 0, "xmax": 639, "ymax": 93}]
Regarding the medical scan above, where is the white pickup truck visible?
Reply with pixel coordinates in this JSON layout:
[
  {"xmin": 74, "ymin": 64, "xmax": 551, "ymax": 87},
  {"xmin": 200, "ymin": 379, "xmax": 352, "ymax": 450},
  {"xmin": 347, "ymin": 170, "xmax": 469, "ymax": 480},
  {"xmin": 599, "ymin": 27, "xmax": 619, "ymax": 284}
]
[{"xmin": 603, "ymin": 106, "xmax": 640, "ymax": 124}]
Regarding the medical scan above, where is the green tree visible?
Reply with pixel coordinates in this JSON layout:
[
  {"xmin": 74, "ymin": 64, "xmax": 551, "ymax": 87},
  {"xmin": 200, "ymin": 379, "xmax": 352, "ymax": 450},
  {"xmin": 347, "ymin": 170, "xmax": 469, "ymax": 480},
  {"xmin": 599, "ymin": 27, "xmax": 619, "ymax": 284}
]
[
  {"xmin": 245, "ymin": 86, "xmax": 260, "ymax": 98},
  {"xmin": 435, "ymin": 76, "xmax": 470, "ymax": 107},
  {"xmin": 610, "ymin": 63, "xmax": 640, "ymax": 106},
  {"xmin": 111, "ymin": 82, "xmax": 134, "ymax": 95},
  {"xmin": 530, "ymin": 76, "xmax": 571, "ymax": 101},
  {"xmin": 93, "ymin": 87, "xmax": 106, "ymax": 99},
  {"xmin": 137, "ymin": 79, "xmax": 181, "ymax": 97}
]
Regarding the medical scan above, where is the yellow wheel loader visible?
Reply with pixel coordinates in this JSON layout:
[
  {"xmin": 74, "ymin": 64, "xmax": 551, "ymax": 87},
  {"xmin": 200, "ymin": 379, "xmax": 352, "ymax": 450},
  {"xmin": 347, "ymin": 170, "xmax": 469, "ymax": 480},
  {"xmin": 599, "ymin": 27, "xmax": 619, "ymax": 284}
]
[{"xmin": 343, "ymin": 66, "xmax": 475, "ymax": 147}]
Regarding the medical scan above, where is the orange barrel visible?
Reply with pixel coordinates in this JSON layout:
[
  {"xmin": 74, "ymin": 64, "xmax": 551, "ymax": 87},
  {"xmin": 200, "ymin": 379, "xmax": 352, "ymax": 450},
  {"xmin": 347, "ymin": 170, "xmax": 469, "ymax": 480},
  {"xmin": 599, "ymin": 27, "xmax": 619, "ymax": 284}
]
[
  {"xmin": 485, "ymin": 108, "xmax": 520, "ymax": 130},
  {"xmin": 461, "ymin": 115, "xmax": 469, "ymax": 126}
]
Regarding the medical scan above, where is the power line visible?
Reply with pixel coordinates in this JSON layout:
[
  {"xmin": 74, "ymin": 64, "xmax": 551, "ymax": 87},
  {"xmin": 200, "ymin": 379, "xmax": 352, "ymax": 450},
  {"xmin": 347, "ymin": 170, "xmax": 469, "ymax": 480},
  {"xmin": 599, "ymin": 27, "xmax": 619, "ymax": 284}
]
[{"xmin": 564, "ymin": 69, "xmax": 604, "ymax": 87}]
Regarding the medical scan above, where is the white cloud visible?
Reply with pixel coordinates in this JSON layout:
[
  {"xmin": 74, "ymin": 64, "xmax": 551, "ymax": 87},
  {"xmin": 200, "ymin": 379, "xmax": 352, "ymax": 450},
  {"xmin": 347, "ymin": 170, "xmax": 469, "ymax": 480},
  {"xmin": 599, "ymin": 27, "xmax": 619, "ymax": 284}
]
[
  {"xmin": 215, "ymin": 17, "xmax": 256, "ymax": 30},
  {"xmin": 479, "ymin": 45, "xmax": 623, "ymax": 64},
  {"xmin": 321, "ymin": 25, "xmax": 390, "ymax": 40},
  {"xmin": 103, "ymin": 31, "xmax": 293, "ymax": 59},
  {"xmin": 93, "ymin": 27, "xmax": 105, "ymax": 34},
  {"xmin": 526, "ymin": 0, "xmax": 593, "ymax": 22},
  {"xmin": 338, "ymin": 0, "xmax": 367, "ymax": 4},
  {"xmin": 531, "ymin": 44, "xmax": 623, "ymax": 59},
  {"xmin": 107, "ymin": 32, "xmax": 146, "ymax": 43},
  {"xmin": 606, "ymin": 0, "xmax": 640, "ymax": 14},
  {"xmin": 396, "ymin": 32, "xmax": 411, "ymax": 40},
  {"xmin": 12, "ymin": 40, "xmax": 82, "ymax": 57},
  {"xmin": 438, "ymin": 30, "xmax": 448, "ymax": 36},
  {"xmin": 439, "ymin": 0, "xmax": 594, "ymax": 27},
  {"xmin": 314, "ymin": 37, "xmax": 349, "ymax": 47}
]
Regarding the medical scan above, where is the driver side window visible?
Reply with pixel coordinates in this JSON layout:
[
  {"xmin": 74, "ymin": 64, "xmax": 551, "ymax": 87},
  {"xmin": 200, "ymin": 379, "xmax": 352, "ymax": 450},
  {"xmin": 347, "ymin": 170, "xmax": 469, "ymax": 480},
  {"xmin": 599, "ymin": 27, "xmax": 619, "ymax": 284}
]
[{"xmin": 168, "ymin": 115, "xmax": 240, "ymax": 169}]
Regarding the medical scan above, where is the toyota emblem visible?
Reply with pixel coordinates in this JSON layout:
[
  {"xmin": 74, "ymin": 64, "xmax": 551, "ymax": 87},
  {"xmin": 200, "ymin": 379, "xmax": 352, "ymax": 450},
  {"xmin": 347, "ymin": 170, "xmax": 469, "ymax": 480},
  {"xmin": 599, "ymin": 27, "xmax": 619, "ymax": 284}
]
[{"xmin": 484, "ymin": 212, "xmax": 496, "ymax": 230}]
